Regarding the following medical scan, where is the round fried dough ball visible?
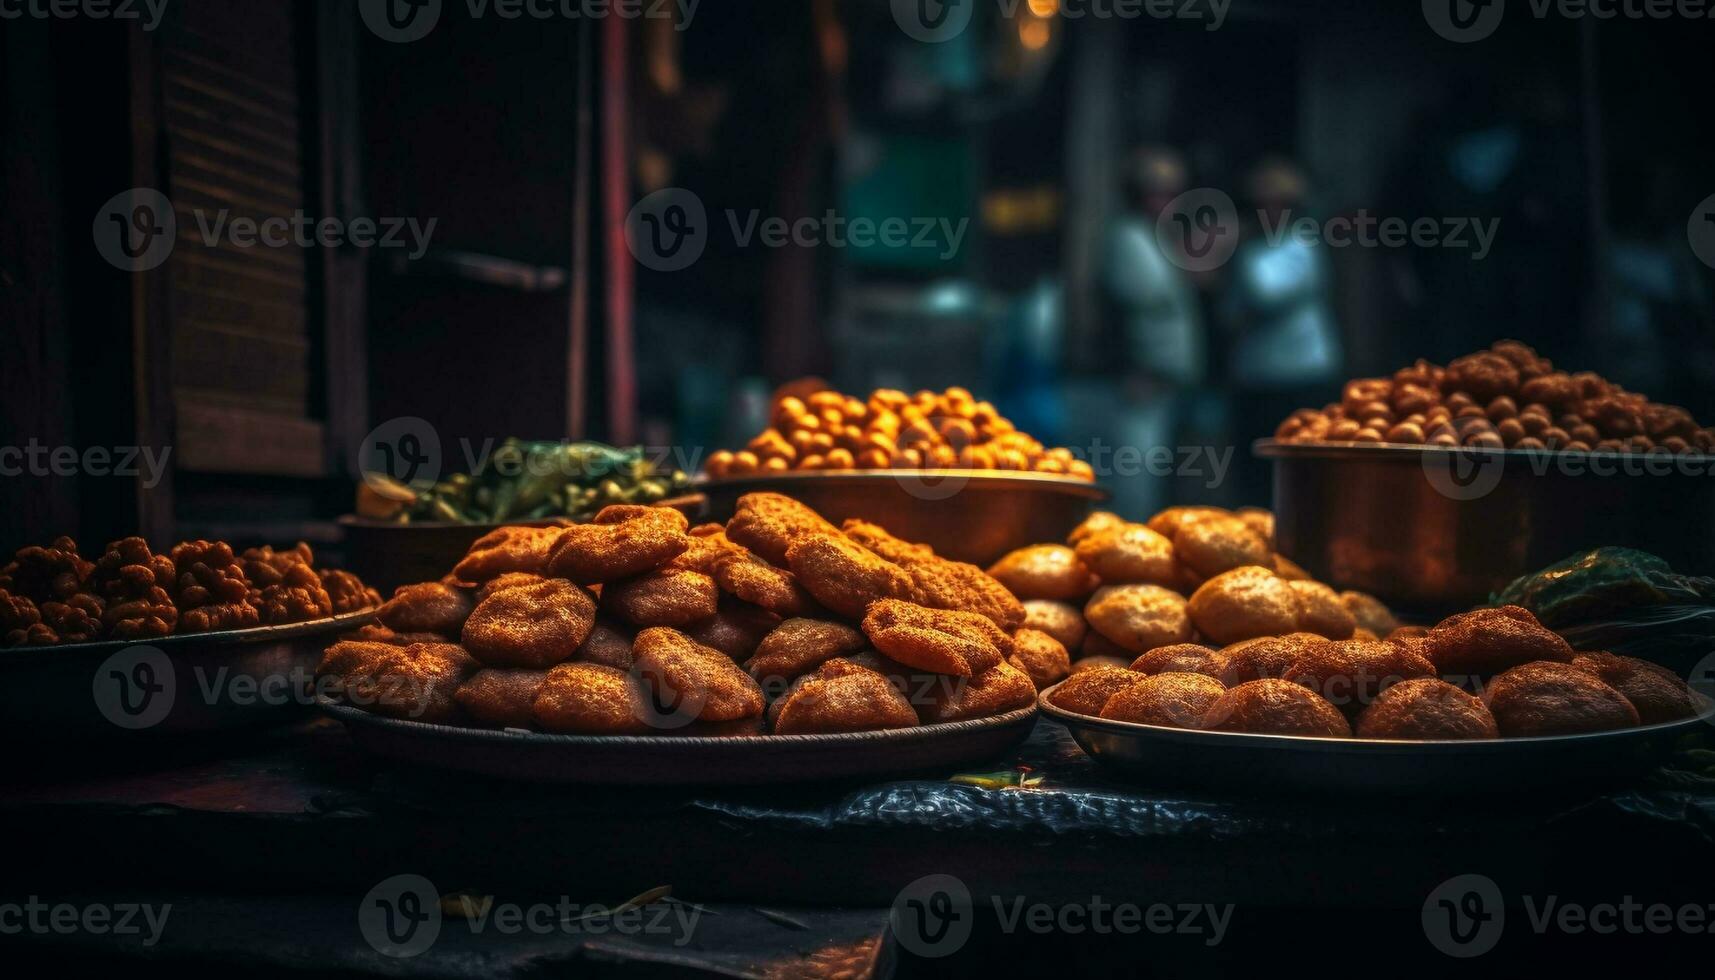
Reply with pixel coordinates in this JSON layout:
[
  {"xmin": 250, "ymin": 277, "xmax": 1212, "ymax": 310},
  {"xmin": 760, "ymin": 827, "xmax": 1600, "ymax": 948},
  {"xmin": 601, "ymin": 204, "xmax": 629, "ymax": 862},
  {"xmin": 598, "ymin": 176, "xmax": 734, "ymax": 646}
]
[
  {"xmin": 532, "ymin": 662, "xmax": 650, "ymax": 734},
  {"xmin": 1200, "ymin": 679, "xmax": 1351, "ymax": 737},
  {"xmin": 1067, "ymin": 511, "xmax": 1127, "ymax": 546},
  {"xmin": 601, "ymin": 568, "xmax": 720, "ymax": 627},
  {"xmin": 455, "ymin": 668, "xmax": 550, "ymax": 728},
  {"xmin": 1569, "ymin": 652, "xmax": 1698, "ymax": 725},
  {"xmin": 1021, "ymin": 599, "xmax": 1086, "ymax": 651},
  {"xmin": 1187, "ymin": 566, "xmax": 1301, "ymax": 646},
  {"xmin": 1008, "ymin": 628, "xmax": 1072, "ymax": 691},
  {"xmin": 1173, "ymin": 515, "xmax": 1272, "ymax": 579},
  {"xmin": 377, "ymin": 581, "xmax": 473, "ymax": 637},
  {"xmin": 986, "ymin": 545, "xmax": 1098, "ymax": 601},
  {"xmin": 917, "ymin": 659, "xmax": 1037, "ymax": 724},
  {"xmin": 633, "ymin": 627, "xmax": 765, "ymax": 724},
  {"xmin": 1145, "ymin": 506, "xmax": 1229, "ymax": 540},
  {"xmin": 1340, "ymin": 590, "xmax": 1399, "ymax": 637},
  {"xmin": 1128, "ymin": 643, "xmax": 1226, "ymax": 680},
  {"xmin": 1287, "ymin": 580, "xmax": 1357, "ymax": 640},
  {"xmin": 1099, "ymin": 672, "xmax": 1226, "ymax": 729},
  {"xmin": 1073, "ymin": 525, "xmax": 1179, "ymax": 588},
  {"xmin": 1282, "ymin": 639, "xmax": 1435, "ymax": 718},
  {"xmin": 1044, "ymin": 664, "xmax": 1144, "ymax": 715},
  {"xmin": 1354, "ymin": 677, "xmax": 1499, "ymax": 740},
  {"xmin": 461, "ymin": 579, "xmax": 597, "ymax": 668},
  {"xmin": 1482, "ymin": 661, "xmax": 1640, "ymax": 737},
  {"xmin": 1084, "ymin": 584, "xmax": 1192, "ymax": 654},
  {"xmin": 772, "ymin": 662, "xmax": 918, "ymax": 734},
  {"xmin": 1217, "ymin": 633, "xmax": 1332, "ymax": 687},
  {"xmin": 745, "ymin": 617, "xmax": 868, "ymax": 683},
  {"xmin": 1422, "ymin": 605, "xmax": 1573, "ymax": 679}
]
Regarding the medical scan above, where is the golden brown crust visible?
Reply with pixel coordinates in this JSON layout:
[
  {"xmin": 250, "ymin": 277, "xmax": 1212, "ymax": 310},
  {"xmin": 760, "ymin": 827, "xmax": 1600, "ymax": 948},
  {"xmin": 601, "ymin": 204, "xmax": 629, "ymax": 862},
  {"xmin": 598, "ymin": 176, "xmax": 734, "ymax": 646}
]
[
  {"xmin": 683, "ymin": 606, "xmax": 776, "ymax": 661},
  {"xmin": 726, "ymin": 493, "xmax": 840, "ymax": 566},
  {"xmin": 601, "ymin": 567, "xmax": 721, "ymax": 627},
  {"xmin": 1083, "ymin": 584, "xmax": 1193, "ymax": 654},
  {"xmin": 455, "ymin": 668, "xmax": 551, "ymax": 728},
  {"xmin": 986, "ymin": 545, "xmax": 1099, "ymax": 601},
  {"xmin": 1287, "ymin": 580, "xmax": 1357, "ymax": 640},
  {"xmin": 1201, "ymin": 679, "xmax": 1350, "ymax": 737},
  {"xmin": 1066, "ymin": 510, "xmax": 1127, "ymax": 546},
  {"xmin": 1073, "ymin": 525, "xmax": 1179, "ymax": 588},
  {"xmin": 1568, "ymin": 652, "xmax": 1696, "ymax": 725},
  {"xmin": 451, "ymin": 525, "xmax": 563, "ymax": 583},
  {"xmin": 1483, "ymin": 661, "xmax": 1639, "ymax": 736},
  {"xmin": 532, "ymin": 662, "xmax": 652, "ymax": 734},
  {"xmin": 772, "ymin": 663, "xmax": 919, "ymax": 734},
  {"xmin": 1282, "ymin": 639, "xmax": 1435, "ymax": 717},
  {"xmin": 1186, "ymin": 566, "xmax": 1300, "ymax": 646},
  {"xmin": 545, "ymin": 506, "xmax": 691, "ymax": 584},
  {"xmin": 785, "ymin": 535, "xmax": 915, "ymax": 620},
  {"xmin": 1354, "ymin": 677, "xmax": 1499, "ymax": 740},
  {"xmin": 632, "ymin": 627, "xmax": 766, "ymax": 723},
  {"xmin": 1129, "ymin": 643, "xmax": 1226, "ymax": 680},
  {"xmin": 378, "ymin": 581, "xmax": 473, "ymax": 636},
  {"xmin": 861, "ymin": 598, "xmax": 1012, "ymax": 676},
  {"xmin": 1022, "ymin": 599, "xmax": 1087, "ymax": 652},
  {"xmin": 1340, "ymin": 590, "xmax": 1399, "ymax": 637},
  {"xmin": 745, "ymin": 617, "xmax": 868, "ymax": 684},
  {"xmin": 1172, "ymin": 515, "xmax": 1272, "ymax": 579},
  {"xmin": 1045, "ymin": 664, "xmax": 1145, "ymax": 715},
  {"xmin": 915, "ymin": 659, "xmax": 1036, "ymax": 724},
  {"xmin": 1008, "ymin": 628, "xmax": 1073, "ymax": 691},
  {"xmin": 1217, "ymin": 633, "xmax": 1333, "ymax": 686},
  {"xmin": 1099, "ymin": 672, "xmax": 1226, "ymax": 728},
  {"xmin": 461, "ymin": 579, "xmax": 597, "ymax": 668},
  {"xmin": 1422, "ymin": 605, "xmax": 1573, "ymax": 679},
  {"xmin": 574, "ymin": 620, "xmax": 636, "ymax": 670}
]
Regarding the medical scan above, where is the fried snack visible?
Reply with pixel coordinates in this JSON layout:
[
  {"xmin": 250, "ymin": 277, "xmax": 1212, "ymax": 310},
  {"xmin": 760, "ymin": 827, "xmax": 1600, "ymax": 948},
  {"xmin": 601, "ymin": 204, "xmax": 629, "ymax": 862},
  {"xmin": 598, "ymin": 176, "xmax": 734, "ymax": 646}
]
[
  {"xmin": 1009, "ymin": 628, "xmax": 1072, "ymax": 691},
  {"xmin": 164, "ymin": 540, "xmax": 258, "ymax": 633},
  {"xmin": 1172, "ymin": 515, "xmax": 1272, "ymax": 579},
  {"xmin": 1, "ymin": 591, "xmax": 48, "ymax": 647},
  {"xmin": 986, "ymin": 545, "xmax": 1099, "ymax": 601},
  {"xmin": 378, "ymin": 581, "xmax": 474, "ymax": 636},
  {"xmin": 633, "ymin": 627, "xmax": 766, "ymax": 723},
  {"xmin": 1073, "ymin": 525, "xmax": 1178, "ymax": 589},
  {"xmin": 0, "ymin": 537, "xmax": 90, "ymax": 602},
  {"xmin": 1340, "ymin": 591, "xmax": 1399, "ymax": 637},
  {"xmin": 532, "ymin": 662, "xmax": 652, "ymax": 734},
  {"xmin": 241, "ymin": 543, "xmax": 333, "ymax": 624},
  {"xmin": 1144, "ymin": 506, "xmax": 1229, "ymax": 540},
  {"xmin": 1067, "ymin": 511, "xmax": 1127, "ymax": 546},
  {"xmin": 684, "ymin": 605, "xmax": 776, "ymax": 661},
  {"xmin": 1129, "ymin": 643, "xmax": 1227, "ymax": 680},
  {"xmin": 545, "ymin": 505, "xmax": 692, "ymax": 584},
  {"xmin": 1022, "ymin": 599, "xmax": 1086, "ymax": 651},
  {"xmin": 845, "ymin": 519, "xmax": 1024, "ymax": 630},
  {"xmin": 455, "ymin": 668, "xmax": 550, "ymax": 728},
  {"xmin": 347, "ymin": 623, "xmax": 445, "ymax": 647},
  {"xmin": 1201, "ymin": 679, "xmax": 1351, "ymax": 737},
  {"xmin": 1083, "ymin": 584, "xmax": 1193, "ymax": 654},
  {"xmin": 1271, "ymin": 554, "xmax": 1312, "ymax": 581},
  {"xmin": 1421, "ymin": 605, "xmax": 1573, "ymax": 679},
  {"xmin": 745, "ymin": 617, "xmax": 868, "ymax": 683},
  {"xmin": 1099, "ymin": 672, "xmax": 1227, "ymax": 728},
  {"xmin": 1286, "ymin": 580, "xmax": 1357, "ymax": 640},
  {"xmin": 321, "ymin": 569, "xmax": 382, "ymax": 614},
  {"xmin": 461, "ymin": 579, "xmax": 597, "ymax": 668},
  {"xmin": 88, "ymin": 537, "xmax": 179, "ymax": 639},
  {"xmin": 602, "ymin": 567, "xmax": 720, "ymax": 627},
  {"xmin": 914, "ymin": 659, "xmax": 1036, "ymax": 724},
  {"xmin": 1569, "ymin": 652, "xmax": 1698, "ymax": 725},
  {"xmin": 1354, "ymin": 678, "xmax": 1499, "ymax": 740},
  {"xmin": 708, "ymin": 548, "xmax": 819, "ymax": 617},
  {"xmin": 726, "ymin": 493, "xmax": 840, "ymax": 565},
  {"xmin": 861, "ymin": 598, "xmax": 1012, "ymax": 676},
  {"xmin": 785, "ymin": 535, "xmax": 915, "ymax": 620},
  {"xmin": 451, "ymin": 525, "xmax": 563, "ymax": 583},
  {"xmin": 574, "ymin": 620, "xmax": 636, "ymax": 670},
  {"xmin": 1044, "ymin": 664, "xmax": 1145, "ymax": 715},
  {"xmin": 366, "ymin": 642, "xmax": 477, "ymax": 724},
  {"xmin": 1235, "ymin": 508, "xmax": 1274, "ymax": 547},
  {"xmin": 772, "ymin": 661, "xmax": 919, "ymax": 734},
  {"xmin": 1282, "ymin": 639, "xmax": 1435, "ymax": 718},
  {"xmin": 1483, "ymin": 661, "xmax": 1640, "ymax": 736},
  {"xmin": 476, "ymin": 572, "xmax": 547, "ymax": 602},
  {"xmin": 38, "ymin": 594, "xmax": 104, "ymax": 644},
  {"xmin": 1186, "ymin": 566, "xmax": 1300, "ymax": 646},
  {"xmin": 1217, "ymin": 633, "xmax": 1332, "ymax": 686}
]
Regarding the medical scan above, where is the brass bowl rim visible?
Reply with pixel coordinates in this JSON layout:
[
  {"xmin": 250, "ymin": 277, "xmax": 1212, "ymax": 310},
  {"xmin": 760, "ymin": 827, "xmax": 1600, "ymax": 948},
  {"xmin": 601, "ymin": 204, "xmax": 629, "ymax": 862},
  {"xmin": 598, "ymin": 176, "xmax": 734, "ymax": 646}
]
[
  {"xmin": 337, "ymin": 493, "xmax": 708, "ymax": 530},
  {"xmin": 696, "ymin": 469, "xmax": 1110, "ymax": 499},
  {"xmin": 1255, "ymin": 438, "xmax": 1715, "ymax": 464}
]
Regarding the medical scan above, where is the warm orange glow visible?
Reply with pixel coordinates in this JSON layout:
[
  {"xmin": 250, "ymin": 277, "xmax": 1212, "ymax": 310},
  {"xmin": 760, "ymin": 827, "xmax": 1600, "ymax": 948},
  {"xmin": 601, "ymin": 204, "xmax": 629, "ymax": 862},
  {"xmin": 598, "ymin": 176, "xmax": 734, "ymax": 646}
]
[
  {"xmin": 1026, "ymin": 0, "xmax": 1059, "ymax": 16},
  {"xmin": 1019, "ymin": 18, "xmax": 1051, "ymax": 49}
]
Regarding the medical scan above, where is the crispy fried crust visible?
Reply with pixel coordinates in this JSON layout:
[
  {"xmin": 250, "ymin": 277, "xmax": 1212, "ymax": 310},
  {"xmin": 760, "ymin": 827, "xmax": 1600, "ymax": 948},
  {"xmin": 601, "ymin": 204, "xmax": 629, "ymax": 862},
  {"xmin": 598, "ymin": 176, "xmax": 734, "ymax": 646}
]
[
  {"xmin": 1172, "ymin": 515, "xmax": 1272, "ymax": 579},
  {"xmin": 1129, "ymin": 643, "xmax": 1226, "ymax": 680},
  {"xmin": 915, "ymin": 659, "xmax": 1036, "ymax": 724},
  {"xmin": 1099, "ymin": 672, "xmax": 1226, "ymax": 729},
  {"xmin": 602, "ymin": 567, "xmax": 720, "ymax": 627},
  {"xmin": 1200, "ymin": 679, "xmax": 1350, "ymax": 737},
  {"xmin": 1045, "ymin": 664, "xmax": 1145, "ymax": 715},
  {"xmin": 532, "ymin": 662, "xmax": 652, "ymax": 734},
  {"xmin": 1287, "ymin": 580, "xmax": 1357, "ymax": 640},
  {"xmin": 1022, "ymin": 599, "xmax": 1086, "ymax": 652},
  {"xmin": 785, "ymin": 535, "xmax": 915, "ymax": 620},
  {"xmin": 772, "ymin": 661, "xmax": 919, "ymax": 734},
  {"xmin": 1083, "ymin": 584, "xmax": 1193, "ymax": 654},
  {"xmin": 461, "ymin": 579, "xmax": 597, "ymax": 668},
  {"xmin": 1073, "ymin": 525, "xmax": 1179, "ymax": 588},
  {"xmin": 545, "ymin": 506, "xmax": 691, "ymax": 584},
  {"xmin": 633, "ymin": 627, "xmax": 766, "ymax": 723},
  {"xmin": 1216, "ymin": 633, "xmax": 1332, "ymax": 686},
  {"xmin": 456, "ymin": 668, "xmax": 551, "ymax": 728},
  {"xmin": 451, "ymin": 526, "xmax": 563, "ymax": 583},
  {"xmin": 745, "ymin": 617, "xmax": 868, "ymax": 683},
  {"xmin": 1483, "ymin": 661, "xmax": 1639, "ymax": 736},
  {"xmin": 861, "ymin": 598, "xmax": 1012, "ymax": 676},
  {"xmin": 1422, "ymin": 605, "xmax": 1573, "ymax": 679},
  {"xmin": 844, "ymin": 519, "xmax": 1024, "ymax": 630},
  {"xmin": 726, "ymin": 493, "xmax": 840, "ymax": 566},
  {"xmin": 1186, "ymin": 566, "xmax": 1300, "ymax": 646},
  {"xmin": 1282, "ymin": 639, "xmax": 1434, "ymax": 717},
  {"xmin": 1354, "ymin": 678, "xmax": 1499, "ymax": 740},
  {"xmin": 1009, "ymin": 628, "xmax": 1072, "ymax": 691},
  {"xmin": 1569, "ymin": 652, "xmax": 1697, "ymax": 725},
  {"xmin": 378, "ymin": 581, "xmax": 474, "ymax": 636},
  {"xmin": 986, "ymin": 545, "xmax": 1099, "ymax": 601}
]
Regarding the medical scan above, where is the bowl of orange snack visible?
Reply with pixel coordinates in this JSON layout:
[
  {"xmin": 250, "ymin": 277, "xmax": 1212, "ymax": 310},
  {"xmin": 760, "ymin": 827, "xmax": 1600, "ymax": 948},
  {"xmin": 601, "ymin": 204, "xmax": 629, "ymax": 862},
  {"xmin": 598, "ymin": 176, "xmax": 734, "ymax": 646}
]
[{"xmin": 701, "ymin": 386, "xmax": 1106, "ymax": 566}]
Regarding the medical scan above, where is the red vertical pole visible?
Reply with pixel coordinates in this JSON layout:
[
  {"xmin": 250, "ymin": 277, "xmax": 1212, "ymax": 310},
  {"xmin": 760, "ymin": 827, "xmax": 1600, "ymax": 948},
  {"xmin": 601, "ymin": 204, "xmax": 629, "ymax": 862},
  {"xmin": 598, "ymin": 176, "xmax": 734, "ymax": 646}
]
[{"xmin": 601, "ymin": 12, "xmax": 636, "ymax": 445}]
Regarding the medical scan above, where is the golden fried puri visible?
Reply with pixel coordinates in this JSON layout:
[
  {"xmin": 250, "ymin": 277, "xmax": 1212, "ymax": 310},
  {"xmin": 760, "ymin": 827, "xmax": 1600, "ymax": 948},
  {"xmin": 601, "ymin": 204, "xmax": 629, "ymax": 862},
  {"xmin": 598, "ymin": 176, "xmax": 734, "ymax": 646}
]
[
  {"xmin": 1172, "ymin": 515, "xmax": 1272, "ymax": 579},
  {"xmin": 844, "ymin": 519, "xmax": 1024, "ymax": 630},
  {"xmin": 1353, "ymin": 677, "xmax": 1499, "ymax": 740},
  {"xmin": 726, "ymin": 493, "xmax": 840, "ymax": 565},
  {"xmin": 601, "ymin": 567, "xmax": 721, "ymax": 627},
  {"xmin": 632, "ymin": 627, "xmax": 765, "ymax": 723},
  {"xmin": 771, "ymin": 660, "xmax": 919, "ymax": 734},
  {"xmin": 1144, "ymin": 506, "xmax": 1228, "ymax": 540},
  {"xmin": 461, "ymin": 579, "xmax": 597, "ymax": 668},
  {"xmin": 365, "ymin": 642, "xmax": 477, "ymax": 724},
  {"xmin": 1022, "ymin": 599, "xmax": 1086, "ymax": 652},
  {"xmin": 744, "ymin": 617, "xmax": 868, "ymax": 684},
  {"xmin": 451, "ymin": 525, "xmax": 563, "ymax": 582},
  {"xmin": 1083, "ymin": 584, "xmax": 1193, "ymax": 654},
  {"xmin": 1073, "ymin": 525, "xmax": 1178, "ymax": 588},
  {"xmin": 455, "ymin": 668, "xmax": 550, "ymax": 728},
  {"xmin": 1282, "ymin": 639, "xmax": 1435, "ymax": 718},
  {"xmin": 986, "ymin": 545, "xmax": 1099, "ymax": 601},
  {"xmin": 1217, "ymin": 633, "xmax": 1332, "ymax": 686},
  {"xmin": 378, "ymin": 581, "xmax": 474, "ymax": 636},
  {"xmin": 476, "ymin": 572, "xmax": 548, "ymax": 602},
  {"xmin": 785, "ymin": 535, "xmax": 915, "ymax": 619},
  {"xmin": 1067, "ymin": 510, "xmax": 1127, "ymax": 545},
  {"xmin": 1186, "ymin": 566, "xmax": 1301, "ymax": 646},
  {"xmin": 709, "ymin": 549, "xmax": 819, "ymax": 617},
  {"xmin": 1569, "ymin": 652, "xmax": 1697, "ymax": 725},
  {"xmin": 1200, "ymin": 679, "xmax": 1351, "ymax": 737},
  {"xmin": 1045, "ymin": 664, "xmax": 1145, "ymax": 715},
  {"xmin": 1287, "ymin": 580, "xmax": 1357, "ymax": 640},
  {"xmin": 684, "ymin": 605, "xmax": 777, "ymax": 661},
  {"xmin": 1008, "ymin": 628, "xmax": 1072, "ymax": 691},
  {"xmin": 840, "ymin": 519, "xmax": 935, "ymax": 565},
  {"xmin": 1099, "ymin": 672, "xmax": 1226, "ymax": 729},
  {"xmin": 1422, "ymin": 605, "xmax": 1574, "ymax": 679},
  {"xmin": 1340, "ymin": 590, "xmax": 1399, "ymax": 637},
  {"xmin": 1129, "ymin": 643, "xmax": 1227, "ymax": 680},
  {"xmin": 544, "ymin": 505, "xmax": 691, "ymax": 584},
  {"xmin": 916, "ymin": 659, "xmax": 1036, "ymax": 724},
  {"xmin": 1482, "ymin": 661, "xmax": 1640, "ymax": 736},
  {"xmin": 531, "ymin": 662, "xmax": 651, "ymax": 734},
  {"xmin": 861, "ymin": 598, "xmax": 1012, "ymax": 676},
  {"xmin": 573, "ymin": 620, "xmax": 636, "ymax": 670}
]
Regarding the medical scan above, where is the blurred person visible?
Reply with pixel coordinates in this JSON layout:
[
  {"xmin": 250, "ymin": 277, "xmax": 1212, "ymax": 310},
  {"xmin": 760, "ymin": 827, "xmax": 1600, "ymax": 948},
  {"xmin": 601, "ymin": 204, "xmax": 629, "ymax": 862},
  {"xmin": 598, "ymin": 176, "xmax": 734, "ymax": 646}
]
[{"xmin": 1219, "ymin": 155, "xmax": 1342, "ymax": 505}]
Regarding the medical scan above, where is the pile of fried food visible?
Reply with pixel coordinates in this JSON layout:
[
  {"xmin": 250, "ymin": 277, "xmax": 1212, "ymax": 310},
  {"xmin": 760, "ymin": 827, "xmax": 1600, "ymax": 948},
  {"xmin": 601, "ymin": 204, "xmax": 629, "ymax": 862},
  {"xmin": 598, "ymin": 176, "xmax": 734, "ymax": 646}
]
[
  {"xmin": 318, "ymin": 494, "xmax": 1047, "ymax": 735},
  {"xmin": 1274, "ymin": 339, "xmax": 1714, "ymax": 454},
  {"xmin": 0, "ymin": 536, "xmax": 380, "ymax": 647},
  {"xmin": 705, "ymin": 386, "xmax": 1096, "ymax": 479},
  {"xmin": 1009, "ymin": 510, "xmax": 1706, "ymax": 738}
]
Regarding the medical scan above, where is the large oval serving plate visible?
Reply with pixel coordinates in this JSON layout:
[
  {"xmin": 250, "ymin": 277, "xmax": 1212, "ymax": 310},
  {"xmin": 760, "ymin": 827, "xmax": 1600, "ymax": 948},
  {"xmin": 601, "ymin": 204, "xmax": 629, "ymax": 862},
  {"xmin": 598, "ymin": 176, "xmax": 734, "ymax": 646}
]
[
  {"xmin": 1040, "ymin": 682, "xmax": 1715, "ymax": 796},
  {"xmin": 318, "ymin": 696, "xmax": 1039, "ymax": 785},
  {"xmin": 0, "ymin": 610, "xmax": 376, "ymax": 738}
]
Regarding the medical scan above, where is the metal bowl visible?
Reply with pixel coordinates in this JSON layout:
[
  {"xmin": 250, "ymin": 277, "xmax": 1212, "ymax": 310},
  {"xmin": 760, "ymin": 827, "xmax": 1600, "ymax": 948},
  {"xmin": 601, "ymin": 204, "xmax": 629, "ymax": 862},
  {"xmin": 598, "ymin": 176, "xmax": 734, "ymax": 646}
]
[
  {"xmin": 1258, "ymin": 440, "xmax": 1715, "ymax": 617},
  {"xmin": 339, "ymin": 494, "xmax": 707, "ymax": 593},
  {"xmin": 698, "ymin": 470, "xmax": 1108, "ymax": 566},
  {"xmin": 1040, "ymin": 681, "xmax": 1715, "ymax": 796}
]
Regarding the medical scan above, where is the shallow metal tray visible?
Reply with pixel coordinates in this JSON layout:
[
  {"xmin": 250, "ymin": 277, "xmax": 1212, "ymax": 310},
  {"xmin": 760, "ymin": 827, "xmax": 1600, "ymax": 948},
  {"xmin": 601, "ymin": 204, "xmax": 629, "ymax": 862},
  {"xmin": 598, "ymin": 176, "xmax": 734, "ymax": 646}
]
[
  {"xmin": 1040, "ymin": 680, "xmax": 1715, "ymax": 796},
  {"xmin": 318, "ymin": 696, "xmax": 1039, "ymax": 786}
]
